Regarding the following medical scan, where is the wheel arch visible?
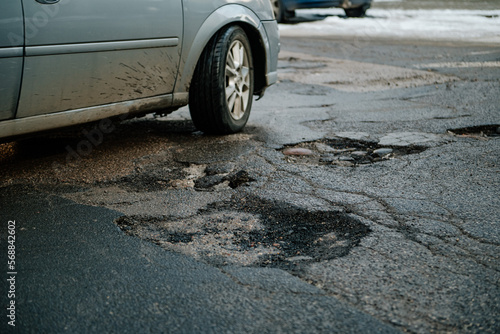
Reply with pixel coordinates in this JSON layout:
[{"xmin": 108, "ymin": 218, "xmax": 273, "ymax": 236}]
[
  {"xmin": 173, "ymin": 4, "xmax": 275, "ymax": 105},
  {"xmin": 239, "ymin": 21, "xmax": 268, "ymax": 96}
]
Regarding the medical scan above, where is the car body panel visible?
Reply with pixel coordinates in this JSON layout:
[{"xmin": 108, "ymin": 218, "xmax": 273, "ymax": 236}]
[
  {"xmin": 261, "ymin": 20, "xmax": 280, "ymax": 85},
  {"xmin": 17, "ymin": 46, "xmax": 180, "ymax": 118},
  {"xmin": 0, "ymin": 0, "xmax": 279, "ymax": 140},
  {"xmin": 17, "ymin": 0, "xmax": 183, "ymax": 118},
  {"xmin": 0, "ymin": 0, "xmax": 24, "ymax": 121},
  {"xmin": 21, "ymin": 0, "xmax": 183, "ymax": 45}
]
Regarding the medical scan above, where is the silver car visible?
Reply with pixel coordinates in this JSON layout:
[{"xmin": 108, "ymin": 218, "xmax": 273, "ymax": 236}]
[{"xmin": 0, "ymin": 0, "xmax": 279, "ymax": 139}]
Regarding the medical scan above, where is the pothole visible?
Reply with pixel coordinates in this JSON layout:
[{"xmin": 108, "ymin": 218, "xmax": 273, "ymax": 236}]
[
  {"xmin": 107, "ymin": 162, "xmax": 193, "ymax": 192},
  {"xmin": 194, "ymin": 170, "xmax": 255, "ymax": 191},
  {"xmin": 105, "ymin": 161, "xmax": 254, "ymax": 192},
  {"xmin": 447, "ymin": 125, "xmax": 500, "ymax": 139},
  {"xmin": 281, "ymin": 138, "xmax": 427, "ymax": 167},
  {"xmin": 114, "ymin": 196, "xmax": 370, "ymax": 269}
]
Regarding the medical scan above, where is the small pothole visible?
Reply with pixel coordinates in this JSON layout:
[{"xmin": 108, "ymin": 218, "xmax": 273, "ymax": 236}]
[{"xmin": 447, "ymin": 125, "xmax": 500, "ymax": 139}]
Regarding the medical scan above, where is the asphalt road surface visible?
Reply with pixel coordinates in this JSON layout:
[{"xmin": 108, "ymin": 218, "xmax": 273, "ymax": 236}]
[{"xmin": 1, "ymin": 26, "xmax": 499, "ymax": 334}]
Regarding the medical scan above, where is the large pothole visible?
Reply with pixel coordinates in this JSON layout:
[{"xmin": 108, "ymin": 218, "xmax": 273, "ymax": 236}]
[
  {"xmin": 281, "ymin": 138, "xmax": 427, "ymax": 167},
  {"xmin": 114, "ymin": 196, "xmax": 370, "ymax": 269}
]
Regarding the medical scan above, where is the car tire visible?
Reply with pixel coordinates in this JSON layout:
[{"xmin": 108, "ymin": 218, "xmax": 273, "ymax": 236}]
[
  {"xmin": 270, "ymin": 0, "xmax": 294, "ymax": 23},
  {"xmin": 189, "ymin": 26, "xmax": 254, "ymax": 134},
  {"xmin": 344, "ymin": 5, "xmax": 368, "ymax": 18},
  {"xmin": 271, "ymin": 0, "xmax": 285, "ymax": 22}
]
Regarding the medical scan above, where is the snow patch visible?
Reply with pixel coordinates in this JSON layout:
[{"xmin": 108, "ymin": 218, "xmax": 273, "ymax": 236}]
[{"xmin": 279, "ymin": 9, "xmax": 500, "ymax": 44}]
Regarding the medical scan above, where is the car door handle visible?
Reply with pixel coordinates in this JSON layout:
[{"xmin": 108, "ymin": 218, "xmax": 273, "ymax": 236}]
[{"xmin": 36, "ymin": 0, "xmax": 60, "ymax": 4}]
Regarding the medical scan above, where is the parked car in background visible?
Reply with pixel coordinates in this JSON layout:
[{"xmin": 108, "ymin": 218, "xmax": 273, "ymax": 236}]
[
  {"xmin": 271, "ymin": 0, "xmax": 372, "ymax": 22},
  {"xmin": 0, "ymin": 0, "xmax": 279, "ymax": 140}
]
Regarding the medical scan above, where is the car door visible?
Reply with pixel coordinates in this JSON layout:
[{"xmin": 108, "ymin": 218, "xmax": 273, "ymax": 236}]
[
  {"xmin": 0, "ymin": 1, "xmax": 24, "ymax": 121},
  {"xmin": 17, "ymin": 0, "xmax": 183, "ymax": 118}
]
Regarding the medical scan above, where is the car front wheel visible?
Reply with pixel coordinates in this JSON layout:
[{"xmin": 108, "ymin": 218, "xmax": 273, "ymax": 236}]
[{"xmin": 189, "ymin": 26, "xmax": 254, "ymax": 134}]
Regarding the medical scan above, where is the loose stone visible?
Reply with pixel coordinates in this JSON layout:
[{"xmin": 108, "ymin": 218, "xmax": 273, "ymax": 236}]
[
  {"xmin": 320, "ymin": 154, "xmax": 336, "ymax": 163},
  {"xmin": 331, "ymin": 148, "xmax": 356, "ymax": 154},
  {"xmin": 225, "ymin": 170, "xmax": 255, "ymax": 189},
  {"xmin": 205, "ymin": 163, "xmax": 235, "ymax": 176},
  {"xmin": 339, "ymin": 156, "xmax": 355, "ymax": 162},
  {"xmin": 194, "ymin": 175, "xmax": 225, "ymax": 189},
  {"xmin": 315, "ymin": 143, "xmax": 336, "ymax": 153},
  {"xmin": 283, "ymin": 147, "xmax": 314, "ymax": 156},
  {"xmin": 351, "ymin": 151, "xmax": 368, "ymax": 157},
  {"xmin": 373, "ymin": 148, "xmax": 393, "ymax": 157},
  {"xmin": 333, "ymin": 160, "xmax": 354, "ymax": 167}
]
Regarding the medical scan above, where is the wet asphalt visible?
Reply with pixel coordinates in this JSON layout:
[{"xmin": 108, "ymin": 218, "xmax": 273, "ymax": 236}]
[{"xmin": 0, "ymin": 186, "xmax": 396, "ymax": 334}]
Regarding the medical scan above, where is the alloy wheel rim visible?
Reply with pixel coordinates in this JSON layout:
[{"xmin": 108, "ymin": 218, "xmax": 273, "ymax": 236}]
[{"xmin": 225, "ymin": 40, "xmax": 250, "ymax": 120}]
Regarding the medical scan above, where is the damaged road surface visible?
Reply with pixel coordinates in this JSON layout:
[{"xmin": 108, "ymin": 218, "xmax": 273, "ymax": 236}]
[
  {"xmin": 115, "ymin": 195, "xmax": 371, "ymax": 269},
  {"xmin": 1, "ymin": 35, "xmax": 499, "ymax": 333}
]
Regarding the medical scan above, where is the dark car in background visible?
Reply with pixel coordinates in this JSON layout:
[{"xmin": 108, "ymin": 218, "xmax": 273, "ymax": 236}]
[{"xmin": 271, "ymin": 0, "xmax": 372, "ymax": 22}]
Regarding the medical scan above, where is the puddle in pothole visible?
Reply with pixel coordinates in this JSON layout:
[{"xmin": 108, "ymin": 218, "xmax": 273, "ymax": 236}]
[
  {"xmin": 448, "ymin": 125, "xmax": 500, "ymax": 138},
  {"xmin": 114, "ymin": 196, "xmax": 370, "ymax": 269},
  {"xmin": 281, "ymin": 138, "xmax": 427, "ymax": 167}
]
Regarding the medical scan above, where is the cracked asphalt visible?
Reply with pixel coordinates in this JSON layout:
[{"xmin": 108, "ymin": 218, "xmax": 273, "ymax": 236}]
[{"xmin": 1, "ymin": 35, "xmax": 499, "ymax": 333}]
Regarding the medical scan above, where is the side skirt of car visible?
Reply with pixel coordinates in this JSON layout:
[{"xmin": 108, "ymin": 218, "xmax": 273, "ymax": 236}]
[{"xmin": 0, "ymin": 94, "xmax": 178, "ymax": 140}]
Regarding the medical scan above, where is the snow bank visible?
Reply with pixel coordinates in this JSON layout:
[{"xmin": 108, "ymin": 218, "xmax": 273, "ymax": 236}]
[{"xmin": 279, "ymin": 9, "xmax": 500, "ymax": 44}]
